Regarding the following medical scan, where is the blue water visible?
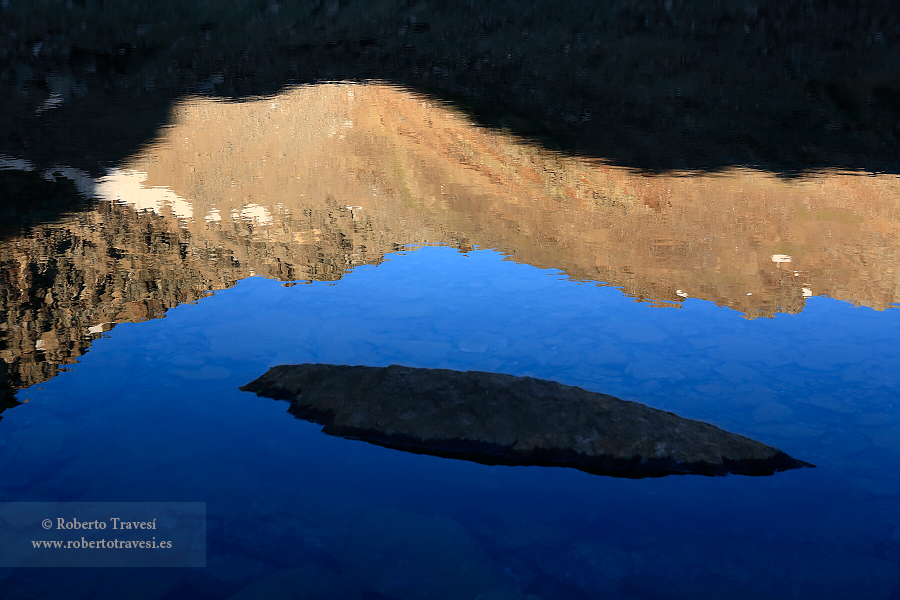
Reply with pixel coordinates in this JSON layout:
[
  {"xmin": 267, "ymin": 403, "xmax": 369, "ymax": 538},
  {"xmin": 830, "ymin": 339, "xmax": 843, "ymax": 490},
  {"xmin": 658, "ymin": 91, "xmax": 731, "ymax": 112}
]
[{"xmin": 1, "ymin": 246, "xmax": 899, "ymax": 599}]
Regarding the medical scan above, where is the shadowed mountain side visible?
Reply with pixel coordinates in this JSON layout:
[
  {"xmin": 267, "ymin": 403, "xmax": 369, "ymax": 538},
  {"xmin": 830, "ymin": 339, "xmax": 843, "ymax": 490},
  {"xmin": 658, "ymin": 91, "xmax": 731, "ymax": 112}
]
[
  {"xmin": 0, "ymin": 362, "xmax": 18, "ymax": 420},
  {"xmin": 3, "ymin": 0, "xmax": 900, "ymax": 192},
  {"xmin": 0, "ymin": 170, "xmax": 94, "ymax": 239},
  {"xmin": 241, "ymin": 364, "xmax": 814, "ymax": 477}
]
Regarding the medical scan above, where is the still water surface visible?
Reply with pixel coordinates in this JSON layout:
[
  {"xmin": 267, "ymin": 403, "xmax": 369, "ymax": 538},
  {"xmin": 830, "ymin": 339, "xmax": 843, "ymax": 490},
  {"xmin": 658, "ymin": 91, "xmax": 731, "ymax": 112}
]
[{"xmin": 1, "ymin": 83, "xmax": 900, "ymax": 599}]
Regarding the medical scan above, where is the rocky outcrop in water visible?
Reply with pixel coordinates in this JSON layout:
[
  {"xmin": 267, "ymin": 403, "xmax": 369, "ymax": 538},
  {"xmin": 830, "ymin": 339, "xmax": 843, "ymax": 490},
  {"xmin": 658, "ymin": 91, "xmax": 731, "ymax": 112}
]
[{"xmin": 241, "ymin": 364, "xmax": 813, "ymax": 477}]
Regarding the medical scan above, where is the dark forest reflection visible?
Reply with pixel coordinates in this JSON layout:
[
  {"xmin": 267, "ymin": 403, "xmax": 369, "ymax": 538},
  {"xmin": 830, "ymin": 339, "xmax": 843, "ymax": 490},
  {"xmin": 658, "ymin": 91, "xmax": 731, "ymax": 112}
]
[
  {"xmin": 1, "ymin": 82, "xmax": 900, "ymax": 411},
  {"xmin": 3, "ymin": 0, "xmax": 900, "ymax": 183}
]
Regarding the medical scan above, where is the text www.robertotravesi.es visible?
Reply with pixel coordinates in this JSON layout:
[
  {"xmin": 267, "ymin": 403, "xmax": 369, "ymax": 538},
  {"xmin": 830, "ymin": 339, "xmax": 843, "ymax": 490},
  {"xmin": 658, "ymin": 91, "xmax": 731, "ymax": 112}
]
[
  {"xmin": 1, "ymin": 502, "xmax": 206, "ymax": 568},
  {"xmin": 31, "ymin": 538, "xmax": 173, "ymax": 549},
  {"xmin": 32, "ymin": 517, "xmax": 173, "ymax": 549}
]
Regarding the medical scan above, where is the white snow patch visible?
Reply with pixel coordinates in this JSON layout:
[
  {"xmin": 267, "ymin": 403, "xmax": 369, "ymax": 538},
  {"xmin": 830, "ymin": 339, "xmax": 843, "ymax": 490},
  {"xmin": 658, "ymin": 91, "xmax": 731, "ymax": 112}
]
[
  {"xmin": 88, "ymin": 323, "xmax": 112, "ymax": 334},
  {"xmin": 239, "ymin": 203, "xmax": 274, "ymax": 225},
  {"xmin": 95, "ymin": 169, "xmax": 194, "ymax": 222}
]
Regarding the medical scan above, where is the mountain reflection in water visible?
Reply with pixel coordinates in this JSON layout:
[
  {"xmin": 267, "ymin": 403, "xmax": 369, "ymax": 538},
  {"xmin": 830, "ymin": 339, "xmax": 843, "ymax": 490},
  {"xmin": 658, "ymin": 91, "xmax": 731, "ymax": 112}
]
[
  {"xmin": 1, "ymin": 82, "xmax": 900, "ymax": 405},
  {"xmin": 5, "ymin": 0, "xmax": 900, "ymax": 176}
]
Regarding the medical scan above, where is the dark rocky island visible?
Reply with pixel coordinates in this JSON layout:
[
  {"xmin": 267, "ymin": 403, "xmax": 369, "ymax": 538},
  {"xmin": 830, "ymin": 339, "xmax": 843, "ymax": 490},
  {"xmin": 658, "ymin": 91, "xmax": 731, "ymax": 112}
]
[{"xmin": 241, "ymin": 364, "xmax": 813, "ymax": 478}]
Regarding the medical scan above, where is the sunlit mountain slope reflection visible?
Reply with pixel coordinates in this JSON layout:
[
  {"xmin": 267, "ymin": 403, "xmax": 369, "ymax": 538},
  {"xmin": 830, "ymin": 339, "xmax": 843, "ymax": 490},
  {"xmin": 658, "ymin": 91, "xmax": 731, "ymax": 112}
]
[
  {"xmin": 2, "ymin": 81, "xmax": 899, "ymax": 404},
  {"xmin": 129, "ymin": 83, "xmax": 900, "ymax": 316}
]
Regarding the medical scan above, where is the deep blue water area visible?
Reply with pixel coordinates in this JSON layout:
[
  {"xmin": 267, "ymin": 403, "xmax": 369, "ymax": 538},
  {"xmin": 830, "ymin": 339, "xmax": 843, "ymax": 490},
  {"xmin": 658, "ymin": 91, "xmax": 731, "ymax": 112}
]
[{"xmin": 1, "ymin": 246, "xmax": 899, "ymax": 599}]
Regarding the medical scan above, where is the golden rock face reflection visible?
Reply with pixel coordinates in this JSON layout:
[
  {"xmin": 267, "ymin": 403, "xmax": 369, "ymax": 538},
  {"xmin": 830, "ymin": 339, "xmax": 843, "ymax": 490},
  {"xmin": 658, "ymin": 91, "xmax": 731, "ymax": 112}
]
[
  {"xmin": 131, "ymin": 82, "xmax": 900, "ymax": 313},
  {"xmin": 2, "ymin": 82, "xmax": 900, "ymax": 397}
]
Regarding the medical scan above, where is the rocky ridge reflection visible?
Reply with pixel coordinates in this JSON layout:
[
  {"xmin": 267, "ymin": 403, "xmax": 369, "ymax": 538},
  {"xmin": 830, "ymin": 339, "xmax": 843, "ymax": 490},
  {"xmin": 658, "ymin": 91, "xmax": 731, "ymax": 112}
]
[{"xmin": 2, "ymin": 82, "xmax": 900, "ymax": 409}]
